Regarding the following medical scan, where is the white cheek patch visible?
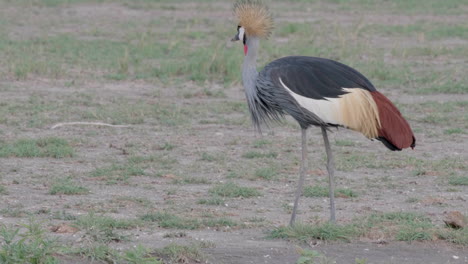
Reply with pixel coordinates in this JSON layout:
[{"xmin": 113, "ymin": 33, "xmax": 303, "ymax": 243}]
[{"xmin": 238, "ymin": 27, "xmax": 245, "ymax": 42}]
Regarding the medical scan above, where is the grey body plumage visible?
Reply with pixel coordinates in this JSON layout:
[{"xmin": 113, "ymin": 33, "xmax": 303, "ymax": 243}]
[{"xmin": 242, "ymin": 37, "xmax": 326, "ymax": 131}]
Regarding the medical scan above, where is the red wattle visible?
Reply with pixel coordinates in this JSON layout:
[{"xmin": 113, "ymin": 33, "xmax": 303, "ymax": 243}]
[{"xmin": 244, "ymin": 45, "xmax": 248, "ymax": 55}]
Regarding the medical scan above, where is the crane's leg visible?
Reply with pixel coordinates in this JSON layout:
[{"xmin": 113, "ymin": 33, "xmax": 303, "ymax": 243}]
[
  {"xmin": 289, "ymin": 128, "xmax": 308, "ymax": 226},
  {"xmin": 321, "ymin": 127, "xmax": 336, "ymax": 223}
]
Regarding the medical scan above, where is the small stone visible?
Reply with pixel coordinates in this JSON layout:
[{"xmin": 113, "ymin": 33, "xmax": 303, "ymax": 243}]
[{"xmin": 443, "ymin": 211, "xmax": 466, "ymax": 229}]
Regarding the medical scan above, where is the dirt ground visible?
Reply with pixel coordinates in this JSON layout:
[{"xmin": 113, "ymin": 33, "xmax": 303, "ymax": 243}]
[{"xmin": 0, "ymin": 1, "xmax": 467, "ymax": 263}]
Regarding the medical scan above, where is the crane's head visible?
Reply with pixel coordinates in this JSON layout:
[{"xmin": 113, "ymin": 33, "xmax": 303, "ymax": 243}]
[{"xmin": 231, "ymin": 0, "xmax": 273, "ymax": 55}]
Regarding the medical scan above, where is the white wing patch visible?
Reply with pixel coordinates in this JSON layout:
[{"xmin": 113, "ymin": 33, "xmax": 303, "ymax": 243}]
[{"xmin": 279, "ymin": 77, "xmax": 341, "ymax": 125}]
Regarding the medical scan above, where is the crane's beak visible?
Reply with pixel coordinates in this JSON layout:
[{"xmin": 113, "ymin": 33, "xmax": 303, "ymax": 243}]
[{"xmin": 231, "ymin": 33, "xmax": 240, "ymax": 42}]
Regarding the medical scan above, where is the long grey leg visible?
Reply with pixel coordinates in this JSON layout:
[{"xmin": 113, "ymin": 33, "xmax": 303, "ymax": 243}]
[
  {"xmin": 289, "ymin": 128, "xmax": 307, "ymax": 226},
  {"xmin": 321, "ymin": 127, "xmax": 336, "ymax": 223}
]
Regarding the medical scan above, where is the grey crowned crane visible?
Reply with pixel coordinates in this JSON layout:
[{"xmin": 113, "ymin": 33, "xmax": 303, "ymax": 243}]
[{"xmin": 231, "ymin": 0, "xmax": 416, "ymax": 226}]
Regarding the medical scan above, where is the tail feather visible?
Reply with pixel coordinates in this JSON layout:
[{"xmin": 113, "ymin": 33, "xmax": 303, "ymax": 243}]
[{"xmin": 371, "ymin": 91, "xmax": 415, "ymax": 151}]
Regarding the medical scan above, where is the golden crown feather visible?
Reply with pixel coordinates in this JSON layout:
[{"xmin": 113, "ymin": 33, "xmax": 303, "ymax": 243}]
[{"xmin": 233, "ymin": 0, "xmax": 274, "ymax": 38}]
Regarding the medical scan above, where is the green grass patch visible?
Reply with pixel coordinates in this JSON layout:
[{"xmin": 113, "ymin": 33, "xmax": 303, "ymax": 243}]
[
  {"xmin": 405, "ymin": 197, "xmax": 420, "ymax": 203},
  {"xmin": 139, "ymin": 212, "xmax": 199, "ymax": 229},
  {"xmin": 208, "ymin": 182, "xmax": 261, "ymax": 198},
  {"xmin": 242, "ymin": 151, "xmax": 278, "ymax": 159},
  {"xmin": 172, "ymin": 176, "xmax": 210, "ymax": 185},
  {"xmin": 139, "ymin": 212, "xmax": 237, "ymax": 229},
  {"xmin": 361, "ymin": 212, "xmax": 435, "ymax": 242},
  {"xmin": 437, "ymin": 228, "xmax": 468, "ymax": 245},
  {"xmin": 91, "ymin": 154, "xmax": 177, "ymax": 184},
  {"xmin": 303, "ymin": 185, "xmax": 358, "ymax": 198},
  {"xmin": 252, "ymin": 139, "xmax": 272, "ymax": 148},
  {"xmin": 270, "ymin": 222, "xmax": 359, "ymax": 242},
  {"xmin": 52, "ymin": 210, "xmax": 77, "ymax": 221},
  {"xmin": 128, "ymin": 154, "xmax": 177, "ymax": 169},
  {"xmin": 335, "ymin": 153, "xmax": 378, "ymax": 171},
  {"xmin": 121, "ymin": 245, "xmax": 161, "ymax": 264},
  {"xmin": 0, "ymin": 185, "xmax": 7, "ymax": 195},
  {"xmin": 49, "ymin": 178, "xmax": 89, "ymax": 195},
  {"xmin": 364, "ymin": 21, "xmax": 468, "ymax": 39},
  {"xmin": 271, "ymin": 211, "xmax": 467, "ymax": 245},
  {"xmin": 448, "ymin": 176, "xmax": 468, "ymax": 186},
  {"xmin": 200, "ymin": 152, "xmax": 218, "ymax": 162},
  {"xmin": 197, "ymin": 196, "xmax": 225, "ymax": 206},
  {"xmin": 0, "ymin": 137, "xmax": 74, "ymax": 158},
  {"xmin": 68, "ymin": 243, "xmax": 120, "ymax": 264},
  {"xmin": 75, "ymin": 212, "xmax": 138, "ymax": 230},
  {"xmin": 254, "ymin": 167, "xmax": 278, "ymax": 180},
  {"xmin": 416, "ymin": 82, "xmax": 468, "ymax": 94},
  {"xmin": 443, "ymin": 128, "xmax": 465, "ymax": 135},
  {"xmin": 91, "ymin": 163, "xmax": 145, "ymax": 184},
  {"xmin": 78, "ymin": 99, "xmax": 193, "ymax": 127},
  {"xmin": 155, "ymin": 243, "xmax": 205, "ymax": 264},
  {"xmin": 74, "ymin": 213, "xmax": 138, "ymax": 243},
  {"xmin": 335, "ymin": 151, "xmax": 464, "ymax": 177},
  {"xmin": 295, "ymin": 248, "xmax": 333, "ymax": 264},
  {"xmin": 0, "ymin": 221, "xmax": 59, "ymax": 264},
  {"xmin": 333, "ymin": 0, "xmax": 466, "ymax": 15},
  {"xmin": 68, "ymin": 243, "xmax": 161, "ymax": 264},
  {"xmin": 411, "ymin": 101, "xmax": 467, "ymax": 127}
]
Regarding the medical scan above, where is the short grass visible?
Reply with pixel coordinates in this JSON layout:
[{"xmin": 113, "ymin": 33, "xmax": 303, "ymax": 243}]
[
  {"xmin": 139, "ymin": 212, "xmax": 237, "ymax": 230},
  {"xmin": 254, "ymin": 166, "xmax": 278, "ymax": 180},
  {"xmin": 91, "ymin": 154, "xmax": 178, "ymax": 184},
  {"xmin": 0, "ymin": 137, "xmax": 74, "ymax": 158},
  {"xmin": 270, "ymin": 222, "xmax": 359, "ymax": 242},
  {"xmin": 200, "ymin": 151, "xmax": 222, "ymax": 162},
  {"xmin": 68, "ymin": 243, "xmax": 161, "ymax": 264},
  {"xmin": 363, "ymin": 22, "xmax": 468, "ymax": 40},
  {"xmin": 270, "ymin": 212, "xmax": 467, "ymax": 245},
  {"xmin": 303, "ymin": 185, "xmax": 358, "ymax": 198},
  {"xmin": 197, "ymin": 196, "xmax": 225, "ymax": 206},
  {"xmin": 0, "ymin": 221, "xmax": 58, "ymax": 264},
  {"xmin": 335, "ymin": 151, "xmax": 466, "ymax": 178},
  {"xmin": 73, "ymin": 213, "xmax": 139, "ymax": 243},
  {"xmin": 295, "ymin": 248, "xmax": 336, "ymax": 264},
  {"xmin": 448, "ymin": 176, "xmax": 468, "ymax": 186},
  {"xmin": 242, "ymin": 151, "xmax": 278, "ymax": 159},
  {"xmin": 443, "ymin": 128, "xmax": 465, "ymax": 135},
  {"xmin": 0, "ymin": 185, "xmax": 7, "ymax": 195},
  {"xmin": 252, "ymin": 139, "xmax": 273, "ymax": 148},
  {"xmin": 91, "ymin": 163, "xmax": 145, "ymax": 184},
  {"xmin": 155, "ymin": 243, "xmax": 206, "ymax": 264},
  {"xmin": 172, "ymin": 176, "xmax": 210, "ymax": 185},
  {"xmin": 49, "ymin": 178, "xmax": 89, "ymax": 195},
  {"xmin": 208, "ymin": 182, "xmax": 261, "ymax": 198}
]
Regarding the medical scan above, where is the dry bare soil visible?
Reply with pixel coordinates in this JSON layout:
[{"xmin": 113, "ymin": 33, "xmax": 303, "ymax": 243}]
[{"xmin": 0, "ymin": 1, "xmax": 467, "ymax": 263}]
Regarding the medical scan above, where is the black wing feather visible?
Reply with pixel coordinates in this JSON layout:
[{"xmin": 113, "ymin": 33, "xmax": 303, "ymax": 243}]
[{"xmin": 263, "ymin": 56, "xmax": 376, "ymax": 99}]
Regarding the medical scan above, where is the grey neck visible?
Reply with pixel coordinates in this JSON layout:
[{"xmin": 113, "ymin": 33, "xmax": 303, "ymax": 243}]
[
  {"xmin": 242, "ymin": 37, "xmax": 260, "ymax": 91},
  {"xmin": 241, "ymin": 36, "xmax": 264, "ymax": 131}
]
